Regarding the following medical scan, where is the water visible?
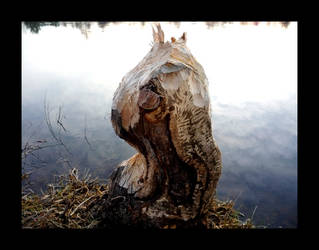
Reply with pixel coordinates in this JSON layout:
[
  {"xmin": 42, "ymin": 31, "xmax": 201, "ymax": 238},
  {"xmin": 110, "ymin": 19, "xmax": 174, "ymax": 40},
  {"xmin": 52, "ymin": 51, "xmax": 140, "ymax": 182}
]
[{"xmin": 21, "ymin": 22, "xmax": 297, "ymax": 228}]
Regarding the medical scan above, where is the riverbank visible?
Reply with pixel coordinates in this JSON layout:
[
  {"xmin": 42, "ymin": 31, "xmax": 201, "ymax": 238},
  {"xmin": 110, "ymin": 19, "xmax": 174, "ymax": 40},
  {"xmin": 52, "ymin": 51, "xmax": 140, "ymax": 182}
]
[{"xmin": 21, "ymin": 168, "xmax": 254, "ymax": 229}]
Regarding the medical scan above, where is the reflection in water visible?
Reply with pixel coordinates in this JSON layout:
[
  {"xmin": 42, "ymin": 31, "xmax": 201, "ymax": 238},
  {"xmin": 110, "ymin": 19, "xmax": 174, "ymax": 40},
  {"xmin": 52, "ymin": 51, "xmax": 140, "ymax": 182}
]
[
  {"xmin": 22, "ymin": 21, "xmax": 290, "ymax": 38},
  {"xmin": 214, "ymin": 98, "xmax": 297, "ymax": 227},
  {"xmin": 22, "ymin": 22, "xmax": 297, "ymax": 228}
]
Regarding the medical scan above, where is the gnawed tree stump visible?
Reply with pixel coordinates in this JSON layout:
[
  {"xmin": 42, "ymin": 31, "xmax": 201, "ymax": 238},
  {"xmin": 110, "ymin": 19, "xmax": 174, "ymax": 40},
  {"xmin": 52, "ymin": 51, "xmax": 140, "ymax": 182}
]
[{"xmin": 101, "ymin": 24, "xmax": 222, "ymax": 228}]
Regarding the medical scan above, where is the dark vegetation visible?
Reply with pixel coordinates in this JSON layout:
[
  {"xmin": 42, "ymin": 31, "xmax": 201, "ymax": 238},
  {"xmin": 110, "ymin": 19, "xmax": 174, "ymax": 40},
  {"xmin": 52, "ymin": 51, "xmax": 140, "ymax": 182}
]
[{"xmin": 21, "ymin": 168, "xmax": 254, "ymax": 229}]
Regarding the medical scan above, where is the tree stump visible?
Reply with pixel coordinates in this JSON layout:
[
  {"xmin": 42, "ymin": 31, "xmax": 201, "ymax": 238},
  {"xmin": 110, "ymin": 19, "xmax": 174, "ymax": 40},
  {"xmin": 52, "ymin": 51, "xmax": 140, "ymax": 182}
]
[{"xmin": 101, "ymin": 24, "xmax": 222, "ymax": 228}]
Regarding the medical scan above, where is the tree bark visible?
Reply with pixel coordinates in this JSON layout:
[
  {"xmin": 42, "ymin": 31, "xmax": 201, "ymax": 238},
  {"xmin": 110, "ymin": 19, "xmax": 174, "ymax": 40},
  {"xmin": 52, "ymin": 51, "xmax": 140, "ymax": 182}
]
[{"xmin": 100, "ymin": 24, "xmax": 222, "ymax": 228}]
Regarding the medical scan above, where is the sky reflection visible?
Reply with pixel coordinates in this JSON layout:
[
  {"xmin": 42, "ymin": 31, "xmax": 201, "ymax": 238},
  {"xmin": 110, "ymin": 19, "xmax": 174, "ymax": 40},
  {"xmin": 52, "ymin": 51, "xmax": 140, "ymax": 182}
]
[{"xmin": 22, "ymin": 22, "xmax": 297, "ymax": 228}]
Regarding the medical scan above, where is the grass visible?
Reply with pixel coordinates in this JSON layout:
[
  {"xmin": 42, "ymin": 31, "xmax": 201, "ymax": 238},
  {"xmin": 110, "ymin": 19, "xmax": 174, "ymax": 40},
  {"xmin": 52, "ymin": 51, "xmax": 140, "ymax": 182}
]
[
  {"xmin": 21, "ymin": 168, "xmax": 254, "ymax": 229},
  {"xmin": 205, "ymin": 199, "xmax": 254, "ymax": 229},
  {"xmin": 21, "ymin": 168, "xmax": 108, "ymax": 229}
]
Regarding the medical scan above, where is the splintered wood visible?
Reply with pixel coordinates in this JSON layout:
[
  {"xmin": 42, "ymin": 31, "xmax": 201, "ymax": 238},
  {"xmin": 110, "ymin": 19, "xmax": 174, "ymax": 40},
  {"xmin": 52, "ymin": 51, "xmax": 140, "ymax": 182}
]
[{"xmin": 109, "ymin": 23, "xmax": 223, "ymax": 228}]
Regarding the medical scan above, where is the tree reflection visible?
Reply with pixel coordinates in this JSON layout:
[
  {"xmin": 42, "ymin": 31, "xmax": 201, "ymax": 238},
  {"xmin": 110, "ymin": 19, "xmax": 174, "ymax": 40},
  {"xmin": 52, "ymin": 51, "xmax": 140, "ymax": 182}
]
[
  {"xmin": 22, "ymin": 21, "xmax": 291, "ymax": 38},
  {"xmin": 206, "ymin": 21, "xmax": 290, "ymax": 29},
  {"xmin": 23, "ymin": 22, "xmax": 99, "ymax": 38},
  {"xmin": 23, "ymin": 22, "xmax": 60, "ymax": 33},
  {"xmin": 97, "ymin": 21, "xmax": 109, "ymax": 29}
]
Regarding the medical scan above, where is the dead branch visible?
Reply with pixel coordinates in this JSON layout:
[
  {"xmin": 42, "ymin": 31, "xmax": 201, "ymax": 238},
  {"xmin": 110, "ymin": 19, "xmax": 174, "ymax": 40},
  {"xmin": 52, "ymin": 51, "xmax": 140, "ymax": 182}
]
[
  {"xmin": 57, "ymin": 106, "xmax": 67, "ymax": 133},
  {"xmin": 43, "ymin": 95, "xmax": 72, "ymax": 156},
  {"xmin": 83, "ymin": 115, "xmax": 92, "ymax": 150}
]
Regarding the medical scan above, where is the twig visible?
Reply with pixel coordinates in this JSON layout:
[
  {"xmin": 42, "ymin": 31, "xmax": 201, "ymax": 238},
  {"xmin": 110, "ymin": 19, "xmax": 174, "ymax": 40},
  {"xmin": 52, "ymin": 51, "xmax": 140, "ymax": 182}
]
[
  {"xmin": 57, "ymin": 106, "xmax": 67, "ymax": 132},
  {"xmin": 69, "ymin": 196, "xmax": 95, "ymax": 216},
  {"xmin": 44, "ymin": 96, "xmax": 72, "ymax": 156},
  {"xmin": 83, "ymin": 115, "xmax": 92, "ymax": 149},
  {"xmin": 110, "ymin": 195, "xmax": 126, "ymax": 201},
  {"xmin": 233, "ymin": 190, "xmax": 242, "ymax": 204},
  {"xmin": 48, "ymin": 219, "xmax": 64, "ymax": 228},
  {"xmin": 251, "ymin": 205, "xmax": 258, "ymax": 220}
]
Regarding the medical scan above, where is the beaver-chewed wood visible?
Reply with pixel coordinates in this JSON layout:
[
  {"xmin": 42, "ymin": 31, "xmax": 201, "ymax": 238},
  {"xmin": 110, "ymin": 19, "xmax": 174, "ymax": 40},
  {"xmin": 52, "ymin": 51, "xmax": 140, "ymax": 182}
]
[{"xmin": 105, "ymin": 23, "xmax": 222, "ymax": 228}]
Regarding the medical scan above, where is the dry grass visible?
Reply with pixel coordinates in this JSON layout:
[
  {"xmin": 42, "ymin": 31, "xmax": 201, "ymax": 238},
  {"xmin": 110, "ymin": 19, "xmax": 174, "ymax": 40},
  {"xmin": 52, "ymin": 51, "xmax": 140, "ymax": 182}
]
[
  {"xmin": 21, "ymin": 168, "xmax": 108, "ymax": 229},
  {"xmin": 205, "ymin": 199, "xmax": 254, "ymax": 229},
  {"xmin": 21, "ymin": 168, "xmax": 254, "ymax": 229}
]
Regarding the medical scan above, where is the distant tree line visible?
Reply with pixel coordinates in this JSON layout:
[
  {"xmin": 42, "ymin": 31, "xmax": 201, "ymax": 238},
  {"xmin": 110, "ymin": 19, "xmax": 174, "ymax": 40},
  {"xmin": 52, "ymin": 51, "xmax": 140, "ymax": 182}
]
[
  {"xmin": 23, "ymin": 22, "xmax": 59, "ymax": 33},
  {"xmin": 22, "ymin": 21, "xmax": 290, "ymax": 38},
  {"xmin": 23, "ymin": 21, "xmax": 128, "ymax": 35}
]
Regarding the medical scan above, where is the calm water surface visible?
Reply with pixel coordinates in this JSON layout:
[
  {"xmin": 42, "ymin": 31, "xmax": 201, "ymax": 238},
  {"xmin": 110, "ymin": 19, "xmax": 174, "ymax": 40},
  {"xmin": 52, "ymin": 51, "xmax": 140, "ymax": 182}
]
[{"xmin": 22, "ymin": 22, "xmax": 297, "ymax": 228}]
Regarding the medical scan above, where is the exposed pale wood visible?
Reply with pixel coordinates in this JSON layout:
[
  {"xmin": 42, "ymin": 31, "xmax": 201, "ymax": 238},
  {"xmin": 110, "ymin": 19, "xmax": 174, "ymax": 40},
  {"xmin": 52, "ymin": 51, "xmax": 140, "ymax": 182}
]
[{"xmin": 106, "ymin": 23, "xmax": 222, "ymax": 228}]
